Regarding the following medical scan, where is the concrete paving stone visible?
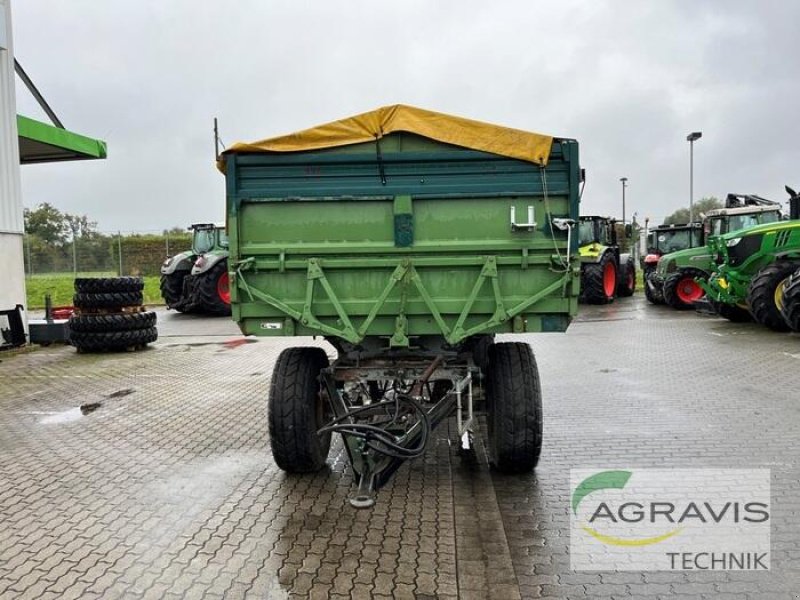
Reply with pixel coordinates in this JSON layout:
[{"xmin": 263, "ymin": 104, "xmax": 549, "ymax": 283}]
[{"xmin": 1, "ymin": 303, "xmax": 799, "ymax": 597}]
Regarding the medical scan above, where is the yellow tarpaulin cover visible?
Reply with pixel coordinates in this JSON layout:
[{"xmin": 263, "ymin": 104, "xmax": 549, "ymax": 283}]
[{"xmin": 219, "ymin": 104, "xmax": 553, "ymax": 168}]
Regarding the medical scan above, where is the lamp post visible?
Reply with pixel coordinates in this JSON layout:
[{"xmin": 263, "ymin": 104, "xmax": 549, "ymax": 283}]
[
  {"xmin": 687, "ymin": 131, "xmax": 702, "ymax": 222},
  {"xmin": 620, "ymin": 177, "xmax": 628, "ymax": 250}
]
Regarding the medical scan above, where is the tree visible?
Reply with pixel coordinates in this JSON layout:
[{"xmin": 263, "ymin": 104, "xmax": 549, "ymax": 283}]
[
  {"xmin": 662, "ymin": 197, "xmax": 722, "ymax": 225},
  {"xmin": 64, "ymin": 213, "xmax": 98, "ymax": 239},
  {"xmin": 24, "ymin": 203, "xmax": 69, "ymax": 245}
]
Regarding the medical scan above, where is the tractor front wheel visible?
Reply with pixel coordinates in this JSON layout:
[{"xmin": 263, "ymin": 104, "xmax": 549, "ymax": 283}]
[
  {"xmin": 486, "ymin": 342, "xmax": 542, "ymax": 473},
  {"xmin": 747, "ymin": 261, "xmax": 800, "ymax": 331},
  {"xmin": 616, "ymin": 261, "xmax": 636, "ymax": 297},
  {"xmin": 581, "ymin": 252, "xmax": 617, "ymax": 304},
  {"xmin": 268, "ymin": 347, "xmax": 332, "ymax": 473},
  {"xmin": 663, "ymin": 268, "xmax": 707, "ymax": 310},
  {"xmin": 195, "ymin": 261, "xmax": 232, "ymax": 316},
  {"xmin": 644, "ymin": 273, "xmax": 664, "ymax": 305},
  {"xmin": 160, "ymin": 271, "xmax": 188, "ymax": 311},
  {"xmin": 780, "ymin": 267, "xmax": 800, "ymax": 332}
]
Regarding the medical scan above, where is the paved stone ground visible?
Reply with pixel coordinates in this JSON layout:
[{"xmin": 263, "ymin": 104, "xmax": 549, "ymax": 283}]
[{"xmin": 0, "ymin": 298, "xmax": 798, "ymax": 599}]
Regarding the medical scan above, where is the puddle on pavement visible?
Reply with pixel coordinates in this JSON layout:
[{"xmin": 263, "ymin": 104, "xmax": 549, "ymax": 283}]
[
  {"xmin": 38, "ymin": 388, "xmax": 135, "ymax": 424},
  {"xmin": 39, "ymin": 407, "xmax": 84, "ymax": 424},
  {"xmin": 40, "ymin": 401, "xmax": 103, "ymax": 424}
]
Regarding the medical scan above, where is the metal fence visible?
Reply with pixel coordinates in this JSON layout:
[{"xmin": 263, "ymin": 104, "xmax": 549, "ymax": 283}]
[{"xmin": 23, "ymin": 231, "xmax": 192, "ymax": 278}]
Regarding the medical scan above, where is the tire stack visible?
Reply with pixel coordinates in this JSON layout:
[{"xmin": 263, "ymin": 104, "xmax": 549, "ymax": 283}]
[{"xmin": 69, "ymin": 277, "xmax": 158, "ymax": 352}]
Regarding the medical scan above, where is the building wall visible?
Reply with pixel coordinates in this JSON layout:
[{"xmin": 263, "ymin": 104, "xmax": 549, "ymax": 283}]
[{"xmin": 0, "ymin": 0, "xmax": 27, "ymax": 315}]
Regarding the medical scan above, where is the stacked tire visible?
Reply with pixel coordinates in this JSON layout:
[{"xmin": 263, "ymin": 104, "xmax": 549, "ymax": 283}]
[{"xmin": 69, "ymin": 277, "xmax": 158, "ymax": 352}]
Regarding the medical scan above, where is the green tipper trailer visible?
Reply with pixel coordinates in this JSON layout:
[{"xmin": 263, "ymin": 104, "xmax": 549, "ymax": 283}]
[{"xmin": 220, "ymin": 105, "xmax": 581, "ymax": 506}]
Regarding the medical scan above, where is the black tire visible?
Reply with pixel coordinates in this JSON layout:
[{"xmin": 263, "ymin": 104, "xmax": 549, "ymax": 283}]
[
  {"xmin": 74, "ymin": 277, "xmax": 144, "ymax": 293},
  {"xmin": 195, "ymin": 261, "xmax": 231, "ymax": 316},
  {"xmin": 780, "ymin": 268, "xmax": 800, "ymax": 332},
  {"xmin": 69, "ymin": 327, "xmax": 158, "ymax": 351},
  {"xmin": 581, "ymin": 252, "xmax": 617, "ymax": 304},
  {"xmin": 69, "ymin": 311, "xmax": 157, "ymax": 333},
  {"xmin": 616, "ymin": 261, "xmax": 636, "ymax": 297},
  {"xmin": 468, "ymin": 334, "xmax": 495, "ymax": 373},
  {"xmin": 663, "ymin": 268, "xmax": 707, "ymax": 310},
  {"xmin": 746, "ymin": 261, "xmax": 800, "ymax": 332},
  {"xmin": 73, "ymin": 291, "xmax": 143, "ymax": 310},
  {"xmin": 160, "ymin": 271, "xmax": 188, "ymax": 311},
  {"xmin": 268, "ymin": 347, "xmax": 331, "ymax": 473},
  {"xmin": 486, "ymin": 342, "xmax": 542, "ymax": 473},
  {"xmin": 644, "ymin": 273, "xmax": 664, "ymax": 305},
  {"xmin": 709, "ymin": 299, "xmax": 752, "ymax": 323}
]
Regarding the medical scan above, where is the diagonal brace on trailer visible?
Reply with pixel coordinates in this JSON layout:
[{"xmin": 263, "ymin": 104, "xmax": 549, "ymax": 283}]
[{"xmin": 236, "ymin": 256, "xmax": 571, "ymax": 345}]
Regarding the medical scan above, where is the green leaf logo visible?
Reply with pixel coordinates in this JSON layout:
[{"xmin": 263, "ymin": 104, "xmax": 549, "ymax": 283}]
[
  {"xmin": 572, "ymin": 470, "xmax": 632, "ymax": 515},
  {"xmin": 572, "ymin": 470, "xmax": 682, "ymax": 547}
]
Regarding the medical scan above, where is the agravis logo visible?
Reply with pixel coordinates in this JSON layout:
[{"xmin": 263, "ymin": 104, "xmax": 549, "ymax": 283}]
[
  {"xmin": 569, "ymin": 469, "xmax": 771, "ymax": 571},
  {"xmin": 572, "ymin": 470, "xmax": 683, "ymax": 546}
]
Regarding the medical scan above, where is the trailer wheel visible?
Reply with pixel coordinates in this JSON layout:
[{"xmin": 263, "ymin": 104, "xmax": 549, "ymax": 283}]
[
  {"xmin": 195, "ymin": 261, "xmax": 232, "ymax": 316},
  {"xmin": 616, "ymin": 261, "xmax": 636, "ymax": 297},
  {"xmin": 160, "ymin": 272, "xmax": 188, "ymax": 311},
  {"xmin": 663, "ymin": 268, "xmax": 707, "ymax": 310},
  {"xmin": 486, "ymin": 342, "xmax": 542, "ymax": 473},
  {"xmin": 75, "ymin": 277, "xmax": 144, "ymax": 293},
  {"xmin": 581, "ymin": 252, "xmax": 616, "ymax": 304},
  {"xmin": 709, "ymin": 299, "xmax": 752, "ymax": 323},
  {"xmin": 780, "ymin": 268, "xmax": 800, "ymax": 332},
  {"xmin": 69, "ymin": 311, "xmax": 157, "ymax": 333},
  {"xmin": 747, "ymin": 261, "xmax": 800, "ymax": 331},
  {"xmin": 268, "ymin": 347, "xmax": 331, "ymax": 473}
]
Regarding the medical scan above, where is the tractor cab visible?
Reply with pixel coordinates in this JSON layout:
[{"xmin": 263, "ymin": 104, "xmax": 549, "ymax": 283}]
[
  {"xmin": 578, "ymin": 216, "xmax": 617, "ymax": 248},
  {"xmin": 704, "ymin": 207, "xmax": 782, "ymax": 239},
  {"xmin": 189, "ymin": 223, "xmax": 228, "ymax": 255},
  {"xmin": 646, "ymin": 224, "xmax": 703, "ymax": 256}
]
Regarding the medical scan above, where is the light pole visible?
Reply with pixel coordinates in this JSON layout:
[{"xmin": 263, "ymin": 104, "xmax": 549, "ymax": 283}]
[
  {"xmin": 687, "ymin": 131, "xmax": 702, "ymax": 222},
  {"xmin": 620, "ymin": 176, "xmax": 628, "ymax": 223},
  {"xmin": 620, "ymin": 177, "xmax": 628, "ymax": 250}
]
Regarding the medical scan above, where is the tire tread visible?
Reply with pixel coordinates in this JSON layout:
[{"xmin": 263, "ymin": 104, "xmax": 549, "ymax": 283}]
[{"xmin": 486, "ymin": 342, "xmax": 542, "ymax": 473}]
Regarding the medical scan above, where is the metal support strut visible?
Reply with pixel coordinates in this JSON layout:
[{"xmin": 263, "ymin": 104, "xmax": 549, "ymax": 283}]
[{"xmin": 317, "ymin": 355, "xmax": 473, "ymax": 508}]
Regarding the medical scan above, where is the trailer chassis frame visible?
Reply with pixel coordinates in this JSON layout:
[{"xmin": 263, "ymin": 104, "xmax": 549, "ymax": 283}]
[{"xmin": 318, "ymin": 355, "xmax": 478, "ymax": 508}]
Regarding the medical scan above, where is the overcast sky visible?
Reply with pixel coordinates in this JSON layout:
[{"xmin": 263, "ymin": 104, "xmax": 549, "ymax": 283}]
[{"xmin": 10, "ymin": 1, "xmax": 799, "ymax": 232}]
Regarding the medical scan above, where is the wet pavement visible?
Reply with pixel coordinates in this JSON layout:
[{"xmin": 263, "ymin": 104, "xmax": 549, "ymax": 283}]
[{"xmin": 1, "ymin": 298, "xmax": 799, "ymax": 599}]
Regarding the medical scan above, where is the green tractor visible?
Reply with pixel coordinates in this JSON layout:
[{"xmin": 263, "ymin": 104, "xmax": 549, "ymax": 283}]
[
  {"xmin": 648, "ymin": 197, "xmax": 782, "ymax": 309},
  {"xmin": 578, "ymin": 216, "xmax": 636, "ymax": 304},
  {"xmin": 701, "ymin": 187, "xmax": 800, "ymax": 330},
  {"xmin": 159, "ymin": 223, "xmax": 231, "ymax": 315},
  {"xmin": 642, "ymin": 223, "xmax": 703, "ymax": 303}
]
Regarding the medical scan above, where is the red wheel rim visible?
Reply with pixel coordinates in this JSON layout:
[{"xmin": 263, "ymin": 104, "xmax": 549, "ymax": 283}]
[
  {"xmin": 217, "ymin": 271, "xmax": 231, "ymax": 304},
  {"xmin": 603, "ymin": 262, "xmax": 616, "ymax": 298},
  {"xmin": 676, "ymin": 277, "xmax": 704, "ymax": 304}
]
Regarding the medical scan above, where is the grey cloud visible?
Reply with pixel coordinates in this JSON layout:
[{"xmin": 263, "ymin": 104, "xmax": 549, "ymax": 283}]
[{"xmin": 12, "ymin": 1, "xmax": 800, "ymax": 231}]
